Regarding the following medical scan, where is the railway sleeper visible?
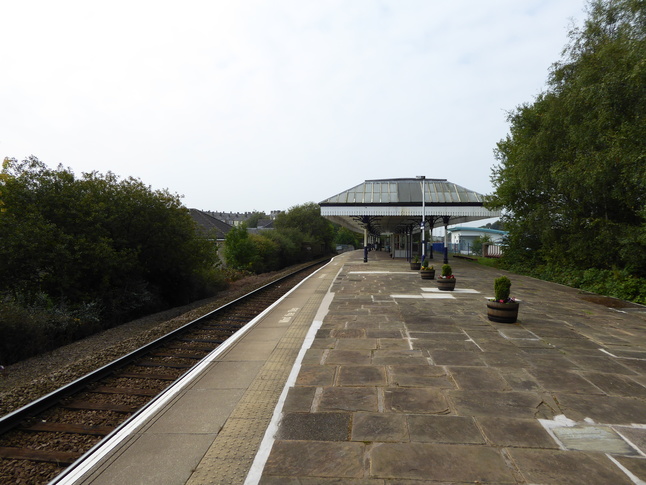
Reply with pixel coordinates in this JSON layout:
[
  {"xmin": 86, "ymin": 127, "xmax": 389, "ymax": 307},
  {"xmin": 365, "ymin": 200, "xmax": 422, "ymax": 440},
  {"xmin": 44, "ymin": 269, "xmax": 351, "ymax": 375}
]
[
  {"xmin": 117, "ymin": 372, "xmax": 179, "ymax": 380},
  {"xmin": 20, "ymin": 422, "xmax": 115, "ymax": 436},
  {"xmin": 150, "ymin": 352, "xmax": 205, "ymax": 359},
  {"xmin": 0, "ymin": 446, "xmax": 82, "ymax": 465},
  {"xmin": 90, "ymin": 385, "xmax": 160, "ymax": 396},
  {"xmin": 62, "ymin": 401, "xmax": 138, "ymax": 413},
  {"xmin": 134, "ymin": 360, "xmax": 194, "ymax": 369},
  {"xmin": 165, "ymin": 343, "xmax": 216, "ymax": 352},
  {"xmin": 199, "ymin": 323, "xmax": 242, "ymax": 331},
  {"xmin": 177, "ymin": 338, "xmax": 224, "ymax": 344}
]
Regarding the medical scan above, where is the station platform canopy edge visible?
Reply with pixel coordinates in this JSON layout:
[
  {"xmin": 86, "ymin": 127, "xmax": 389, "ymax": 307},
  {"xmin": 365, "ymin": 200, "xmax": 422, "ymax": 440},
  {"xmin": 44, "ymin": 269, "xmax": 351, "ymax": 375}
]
[{"xmin": 319, "ymin": 177, "xmax": 501, "ymax": 235}]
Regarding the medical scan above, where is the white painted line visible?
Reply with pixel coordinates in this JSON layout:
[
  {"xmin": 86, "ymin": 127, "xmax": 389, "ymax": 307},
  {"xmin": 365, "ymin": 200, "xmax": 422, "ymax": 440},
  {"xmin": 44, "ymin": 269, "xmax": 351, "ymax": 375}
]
[
  {"xmin": 244, "ymin": 264, "xmax": 342, "ymax": 485},
  {"xmin": 461, "ymin": 330, "xmax": 484, "ymax": 352},
  {"xmin": 606, "ymin": 454, "xmax": 646, "ymax": 484},
  {"xmin": 349, "ymin": 271, "xmax": 416, "ymax": 274},
  {"xmin": 55, "ymin": 260, "xmax": 334, "ymax": 485},
  {"xmin": 539, "ymin": 414, "xmax": 646, "ymax": 483},
  {"xmin": 421, "ymin": 288, "xmax": 480, "ymax": 294},
  {"xmin": 613, "ymin": 427, "xmax": 646, "ymax": 458},
  {"xmin": 599, "ymin": 348, "xmax": 646, "ymax": 360}
]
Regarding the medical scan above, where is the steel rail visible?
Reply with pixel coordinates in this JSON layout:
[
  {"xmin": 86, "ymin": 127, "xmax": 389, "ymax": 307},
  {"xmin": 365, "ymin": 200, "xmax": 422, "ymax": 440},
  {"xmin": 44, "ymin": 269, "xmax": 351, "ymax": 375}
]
[{"xmin": 0, "ymin": 259, "xmax": 329, "ymax": 435}]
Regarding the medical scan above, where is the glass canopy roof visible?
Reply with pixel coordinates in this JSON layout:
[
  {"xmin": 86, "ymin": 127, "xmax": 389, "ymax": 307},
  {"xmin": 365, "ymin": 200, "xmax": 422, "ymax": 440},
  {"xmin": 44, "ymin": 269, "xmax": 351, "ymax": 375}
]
[
  {"xmin": 321, "ymin": 178, "xmax": 485, "ymax": 205},
  {"xmin": 319, "ymin": 178, "xmax": 500, "ymax": 235}
]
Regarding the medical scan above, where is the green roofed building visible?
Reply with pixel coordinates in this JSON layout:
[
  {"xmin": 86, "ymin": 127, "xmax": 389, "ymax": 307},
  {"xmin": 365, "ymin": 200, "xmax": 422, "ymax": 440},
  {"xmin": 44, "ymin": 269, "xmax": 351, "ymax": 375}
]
[{"xmin": 319, "ymin": 177, "xmax": 500, "ymax": 260}]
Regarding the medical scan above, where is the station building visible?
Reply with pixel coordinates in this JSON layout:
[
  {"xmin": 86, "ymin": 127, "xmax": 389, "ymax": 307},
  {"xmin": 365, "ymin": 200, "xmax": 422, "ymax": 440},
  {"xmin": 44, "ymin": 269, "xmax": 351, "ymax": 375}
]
[{"xmin": 319, "ymin": 177, "xmax": 501, "ymax": 262}]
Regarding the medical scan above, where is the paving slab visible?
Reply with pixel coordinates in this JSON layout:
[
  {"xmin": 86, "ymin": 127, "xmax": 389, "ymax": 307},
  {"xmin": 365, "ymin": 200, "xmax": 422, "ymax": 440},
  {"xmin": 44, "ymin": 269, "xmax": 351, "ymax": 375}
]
[
  {"xmin": 263, "ymin": 441, "xmax": 365, "ymax": 479},
  {"xmin": 448, "ymin": 389, "xmax": 556, "ymax": 418},
  {"xmin": 581, "ymin": 371, "xmax": 646, "ymax": 398},
  {"xmin": 554, "ymin": 393, "xmax": 646, "ymax": 424},
  {"xmin": 508, "ymin": 448, "xmax": 635, "ymax": 484},
  {"xmin": 317, "ymin": 386, "xmax": 379, "ymax": 412},
  {"xmin": 276, "ymin": 412, "xmax": 351, "ymax": 441},
  {"xmin": 351, "ymin": 412, "xmax": 409, "ymax": 442},
  {"xmin": 615, "ymin": 426, "xmax": 646, "ymax": 454},
  {"xmin": 337, "ymin": 365, "xmax": 388, "ymax": 386},
  {"xmin": 528, "ymin": 367, "xmax": 605, "ymax": 394},
  {"xmin": 370, "ymin": 442, "xmax": 516, "ymax": 482},
  {"xmin": 612, "ymin": 456, "xmax": 646, "ymax": 483},
  {"xmin": 447, "ymin": 365, "xmax": 509, "ymax": 390},
  {"xmin": 477, "ymin": 416, "xmax": 560, "ymax": 448},
  {"xmin": 383, "ymin": 387, "xmax": 450, "ymax": 414},
  {"xmin": 407, "ymin": 415, "xmax": 484, "ymax": 444}
]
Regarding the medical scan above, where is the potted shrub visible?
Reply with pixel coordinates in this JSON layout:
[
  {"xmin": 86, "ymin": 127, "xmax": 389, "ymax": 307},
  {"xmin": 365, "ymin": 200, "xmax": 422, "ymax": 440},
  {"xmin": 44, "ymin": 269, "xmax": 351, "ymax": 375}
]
[
  {"xmin": 436, "ymin": 264, "xmax": 456, "ymax": 291},
  {"xmin": 487, "ymin": 276, "xmax": 520, "ymax": 323},
  {"xmin": 410, "ymin": 255, "xmax": 421, "ymax": 270},
  {"xmin": 420, "ymin": 260, "xmax": 435, "ymax": 280}
]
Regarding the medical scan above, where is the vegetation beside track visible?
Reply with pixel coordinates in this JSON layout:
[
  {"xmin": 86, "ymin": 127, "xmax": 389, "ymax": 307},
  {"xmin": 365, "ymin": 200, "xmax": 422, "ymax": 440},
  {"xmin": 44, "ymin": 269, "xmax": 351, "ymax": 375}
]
[{"xmin": 0, "ymin": 156, "xmax": 341, "ymax": 365}]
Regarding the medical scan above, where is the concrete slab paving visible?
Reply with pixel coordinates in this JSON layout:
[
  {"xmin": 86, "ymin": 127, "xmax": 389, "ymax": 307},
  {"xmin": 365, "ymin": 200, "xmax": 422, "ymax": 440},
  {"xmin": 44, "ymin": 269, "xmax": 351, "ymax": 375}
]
[
  {"xmin": 370, "ymin": 442, "xmax": 516, "ymax": 482},
  {"xmin": 508, "ymin": 448, "xmax": 636, "ymax": 484},
  {"xmin": 257, "ymin": 250, "xmax": 646, "ymax": 484},
  {"xmin": 87, "ymin": 433, "xmax": 217, "ymax": 485}
]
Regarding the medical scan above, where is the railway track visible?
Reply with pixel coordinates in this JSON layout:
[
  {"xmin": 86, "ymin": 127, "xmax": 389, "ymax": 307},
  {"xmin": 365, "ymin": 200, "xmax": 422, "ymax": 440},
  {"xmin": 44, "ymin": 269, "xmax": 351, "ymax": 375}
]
[{"xmin": 0, "ymin": 259, "xmax": 329, "ymax": 484}]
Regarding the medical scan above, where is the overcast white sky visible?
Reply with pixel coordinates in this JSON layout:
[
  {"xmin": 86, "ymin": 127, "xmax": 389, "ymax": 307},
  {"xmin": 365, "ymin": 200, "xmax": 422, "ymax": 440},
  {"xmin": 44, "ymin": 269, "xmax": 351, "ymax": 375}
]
[{"xmin": 2, "ymin": 0, "xmax": 586, "ymax": 214}]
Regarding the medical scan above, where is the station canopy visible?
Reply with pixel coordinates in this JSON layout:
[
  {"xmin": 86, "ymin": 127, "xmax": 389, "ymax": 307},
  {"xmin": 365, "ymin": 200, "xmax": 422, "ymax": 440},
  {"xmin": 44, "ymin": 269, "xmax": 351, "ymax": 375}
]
[{"xmin": 319, "ymin": 178, "xmax": 501, "ymax": 235}]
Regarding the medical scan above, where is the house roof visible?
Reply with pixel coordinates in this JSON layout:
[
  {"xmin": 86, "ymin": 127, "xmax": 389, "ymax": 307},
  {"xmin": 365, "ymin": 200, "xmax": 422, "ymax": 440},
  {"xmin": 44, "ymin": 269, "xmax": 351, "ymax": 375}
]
[
  {"xmin": 447, "ymin": 226, "xmax": 507, "ymax": 235},
  {"xmin": 189, "ymin": 209, "xmax": 232, "ymax": 240},
  {"xmin": 319, "ymin": 178, "xmax": 500, "ymax": 235}
]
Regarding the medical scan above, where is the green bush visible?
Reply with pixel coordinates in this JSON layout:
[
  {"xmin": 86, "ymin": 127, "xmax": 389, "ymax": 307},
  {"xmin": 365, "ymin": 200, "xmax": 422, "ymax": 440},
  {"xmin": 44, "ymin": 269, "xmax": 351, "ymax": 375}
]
[
  {"xmin": 494, "ymin": 276, "xmax": 512, "ymax": 301},
  {"xmin": 0, "ymin": 296, "xmax": 103, "ymax": 365},
  {"xmin": 0, "ymin": 157, "xmax": 222, "ymax": 320},
  {"xmin": 223, "ymin": 203, "xmax": 335, "ymax": 274},
  {"xmin": 497, "ymin": 260, "xmax": 646, "ymax": 305}
]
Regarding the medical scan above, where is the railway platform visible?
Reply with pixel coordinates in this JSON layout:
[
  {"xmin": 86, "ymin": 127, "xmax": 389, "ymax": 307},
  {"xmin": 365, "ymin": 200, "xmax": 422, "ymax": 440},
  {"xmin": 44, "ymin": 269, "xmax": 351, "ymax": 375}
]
[{"xmin": 57, "ymin": 250, "xmax": 646, "ymax": 484}]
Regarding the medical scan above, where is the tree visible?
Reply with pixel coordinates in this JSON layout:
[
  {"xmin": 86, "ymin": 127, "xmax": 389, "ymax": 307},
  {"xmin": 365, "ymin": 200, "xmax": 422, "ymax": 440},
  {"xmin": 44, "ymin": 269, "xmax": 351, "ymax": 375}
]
[
  {"xmin": 222, "ymin": 223, "xmax": 256, "ymax": 271},
  {"xmin": 274, "ymin": 202, "xmax": 335, "ymax": 253},
  {"xmin": 472, "ymin": 235, "xmax": 492, "ymax": 257},
  {"xmin": 481, "ymin": 220, "xmax": 504, "ymax": 231},
  {"xmin": 0, "ymin": 157, "xmax": 220, "ymax": 321},
  {"xmin": 488, "ymin": 0, "xmax": 646, "ymax": 275},
  {"xmin": 245, "ymin": 211, "xmax": 268, "ymax": 228}
]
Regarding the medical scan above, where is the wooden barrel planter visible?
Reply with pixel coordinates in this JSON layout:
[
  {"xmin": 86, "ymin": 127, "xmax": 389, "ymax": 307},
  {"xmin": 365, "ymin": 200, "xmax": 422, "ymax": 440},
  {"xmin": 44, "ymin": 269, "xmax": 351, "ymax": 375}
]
[
  {"xmin": 486, "ymin": 301, "xmax": 520, "ymax": 323},
  {"xmin": 436, "ymin": 278, "xmax": 456, "ymax": 291},
  {"xmin": 410, "ymin": 262, "xmax": 421, "ymax": 270},
  {"xmin": 420, "ymin": 269, "xmax": 435, "ymax": 280}
]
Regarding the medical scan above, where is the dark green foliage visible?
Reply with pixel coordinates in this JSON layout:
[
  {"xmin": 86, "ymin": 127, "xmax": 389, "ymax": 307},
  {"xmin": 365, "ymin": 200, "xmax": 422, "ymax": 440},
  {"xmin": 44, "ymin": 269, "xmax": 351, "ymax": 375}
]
[
  {"xmin": 245, "ymin": 211, "xmax": 267, "ymax": 228},
  {"xmin": 481, "ymin": 220, "xmax": 504, "ymax": 230},
  {"xmin": 0, "ymin": 296, "xmax": 102, "ymax": 364},
  {"xmin": 262, "ymin": 229, "xmax": 303, "ymax": 267},
  {"xmin": 497, "ymin": 260, "xmax": 646, "ymax": 305},
  {"xmin": 441, "ymin": 264, "xmax": 452, "ymax": 277},
  {"xmin": 333, "ymin": 226, "xmax": 362, "ymax": 248},
  {"xmin": 494, "ymin": 276, "xmax": 512, "ymax": 301},
  {"xmin": 223, "ymin": 203, "xmax": 334, "ymax": 273},
  {"xmin": 472, "ymin": 235, "xmax": 492, "ymax": 256},
  {"xmin": 488, "ymin": 0, "xmax": 646, "ymax": 296},
  {"xmin": 274, "ymin": 202, "xmax": 335, "ymax": 254},
  {"xmin": 0, "ymin": 157, "xmax": 223, "ymax": 363},
  {"xmin": 222, "ymin": 224, "xmax": 257, "ymax": 271}
]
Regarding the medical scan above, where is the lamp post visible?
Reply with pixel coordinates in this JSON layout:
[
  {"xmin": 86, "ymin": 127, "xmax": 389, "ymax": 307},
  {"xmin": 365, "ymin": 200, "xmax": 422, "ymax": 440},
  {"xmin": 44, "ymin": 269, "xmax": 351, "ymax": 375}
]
[{"xmin": 417, "ymin": 176, "xmax": 426, "ymax": 262}]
